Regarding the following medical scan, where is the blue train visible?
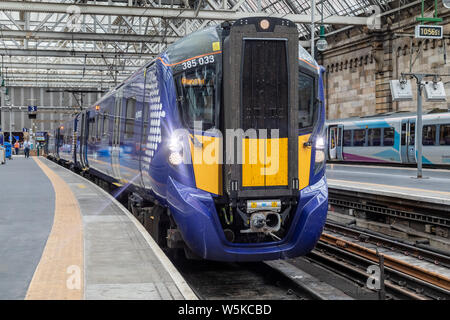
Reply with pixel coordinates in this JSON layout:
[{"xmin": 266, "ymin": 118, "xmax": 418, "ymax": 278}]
[
  {"xmin": 48, "ymin": 17, "xmax": 328, "ymax": 262},
  {"xmin": 326, "ymin": 111, "xmax": 450, "ymax": 165}
]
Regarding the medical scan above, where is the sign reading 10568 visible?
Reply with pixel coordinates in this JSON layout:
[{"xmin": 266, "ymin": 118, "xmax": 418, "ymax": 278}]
[{"xmin": 415, "ymin": 25, "xmax": 443, "ymax": 39}]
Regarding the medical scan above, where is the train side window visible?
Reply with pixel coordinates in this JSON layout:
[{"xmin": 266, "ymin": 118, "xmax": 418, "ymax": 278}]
[
  {"xmin": 422, "ymin": 125, "xmax": 436, "ymax": 146},
  {"xmin": 88, "ymin": 116, "xmax": 95, "ymax": 143},
  {"xmin": 337, "ymin": 128, "xmax": 342, "ymax": 146},
  {"xmin": 96, "ymin": 114, "xmax": 101, "ymax": 139},
  {"xmin": 353, "ymin": 129, "xmax": 366, "ymax": 147},
  {"xmin": 174, "ymin": 65, "xmax": 216, "ymax": 131},
  {"xmin": 409, "ymin": 123, "xmax": 415, "ymax": 146},
  {"xmin": 298, "ymin": 72, "xmax": 315, "ymax": 129},
  {"xmin": 343, "ymin": 130, "xmax": 352, "ymax": 146},
  {"xmin": 103, "ymin": 114, "xmax": 109, "ymax": 136},
  {"xmin": 368, "ymin": 128, "xmax": 381, "ymax": 146},
  {"xmin": 440, "ymin": 124, "xmax": 450, "ymax": 145},
  {"xmin": 383, "ymin": 127, "xmax": 395, "ymax": 146},
  {"xmin": 401, "ymin": 123, "xmax": 406, "ymax": 145},
  {"xmin": 125, "ymin": 97, "xmax": 136, "ymax": 139}
]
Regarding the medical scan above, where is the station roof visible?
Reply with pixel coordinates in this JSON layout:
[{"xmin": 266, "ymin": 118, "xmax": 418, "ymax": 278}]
[{"xmin": 0, "ymin": 0, "xmax": 429, "ymax": 95}]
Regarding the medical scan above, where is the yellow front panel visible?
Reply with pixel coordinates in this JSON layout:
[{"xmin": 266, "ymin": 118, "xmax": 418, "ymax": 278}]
[
  {"xmin": 242, "ymin": 138, "xmax": 265, "ymax": 187},
  {"xmin": 265, "ymin": 138, "xmax": 288, "ymax": 186},
  {"xmin": 298, "ymin": 134, "xmax": 312, "ymax": 190},
  {"xmin": 242, "ymin": 138, "xmax": 288, "ymax": 187},
  {"xmin": 190, "ymin": 135, "xmax": 222, "ymax": 195}
]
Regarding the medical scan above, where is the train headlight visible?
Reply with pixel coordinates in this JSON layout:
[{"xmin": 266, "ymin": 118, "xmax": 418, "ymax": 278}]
[
  {"xmin": 316, "ymin": 137, "xmax": 325, "ymax": 150},
  {"xmin": 169, "ymin": 152, "xmax": 183, "ymax": 166},
  {"xmin": 315, "ymin": 149, "xmax": 325, "ymax": 163},
  {"xmin": 315, "ymin": 136, "xmax": 326, "ymax": 174},
  {"xmin": 168, "ymin": 135, "xmax": 182, "ymax": 152}
]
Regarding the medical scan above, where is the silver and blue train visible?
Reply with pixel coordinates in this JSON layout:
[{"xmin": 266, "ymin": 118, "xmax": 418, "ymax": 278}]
[
  {"xmin": 326, "ymin": 111, "xmax": 450, "ymax": 165},
  {"xmin": 47, "ymin": 17, "xmax": 328, "ymax": 262}
]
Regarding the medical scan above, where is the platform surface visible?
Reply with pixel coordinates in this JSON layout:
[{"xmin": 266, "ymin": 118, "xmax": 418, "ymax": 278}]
[
  {"xmin": 0, "ymin": 156, "xmax": 196, "ymax": 300},
  {"xmin": 326, "ymin": 164, "xmax": 450, "ymax": 206}
]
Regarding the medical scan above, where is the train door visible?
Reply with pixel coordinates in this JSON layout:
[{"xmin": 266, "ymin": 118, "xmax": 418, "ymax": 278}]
[
  {"xmin": 336, "ymin": 124, "xmax": 344, "ymax": 160},
  {"xmin": 328, "ymin": 126, "xmax": 338, "ymax": 160},
  {"xmin": 111, "ymin": 90, "xmax": 123, "ymax": 180},
  {"xmin": 79, "ymin": 112, "xmax": 89, "ymax": 168},
  {"xmin": 401, "ymin": 119, "xmax": 416, "ymax": 164},
  {"xmin": 73, "ymin": 116, "xmax": 78, "ymax": 163},
  {"xmin": 139, "ymin": 66, "xmax": 152, "ymax": 188},
  {"xmin": 56, "ymin": 127, "xmax": 61, "ymax": 157}
]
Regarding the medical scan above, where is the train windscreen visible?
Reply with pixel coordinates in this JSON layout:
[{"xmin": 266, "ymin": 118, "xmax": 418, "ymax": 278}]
[
  {"xmin": 174, "ymin": 65, "xmax": 216, "ymax": 131},
  {"xmin": 298, "ymin": 72, "xmax": 316, "ymax": 129}
]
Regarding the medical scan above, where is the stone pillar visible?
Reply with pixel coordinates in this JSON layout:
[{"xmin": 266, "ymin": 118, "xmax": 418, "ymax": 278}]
[{"xmin": 373, "ymin": 33, "xmax": 394, "ymax": 113}]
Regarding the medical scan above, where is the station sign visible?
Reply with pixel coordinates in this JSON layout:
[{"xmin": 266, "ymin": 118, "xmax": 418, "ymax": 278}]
[
  {"xmin": 415, "ymin": 25, "xmax": 443, "ymax": 39},
  {"xmin": 28, "ymin": 106, "xmax": 38, "ymax": 112},
  {"xmin": 36, "ymin": 132, "xmax": 46, "ymax": 142}
]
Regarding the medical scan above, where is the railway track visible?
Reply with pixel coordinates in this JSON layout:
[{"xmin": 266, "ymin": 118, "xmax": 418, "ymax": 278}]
[
  {"xmin": 170, "ymin": 259, "xmax": 314, "ymax": 300},
  {"xmin": 107, "ymin": 172, "xmax": 450, "ymax": 300},
  {"xmin": 313, "ymin": 222, "xmax": 450, "ymax": 300},
  {"xmin": 328, "ymin": 188, "xmax": 450, "ymax": 232},
  {"xmin": 324, "ymin": 221, "xmax": 450, "ymax": 268}
]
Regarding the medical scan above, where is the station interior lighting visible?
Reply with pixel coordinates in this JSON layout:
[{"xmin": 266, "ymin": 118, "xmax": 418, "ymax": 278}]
[
  {"xmin": 390, "ymin": 79, "xmax": 414, "ymax": 102},
  {"xmin": 316, "ymin": 1, "xmax": 328, "ymax": 52},
  {"xmin": 424, "ymin": 81, "xmax": 447, "ymax": 102}
]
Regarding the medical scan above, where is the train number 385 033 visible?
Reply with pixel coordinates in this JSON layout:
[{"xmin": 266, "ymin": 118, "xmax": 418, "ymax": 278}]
[{"xmin": 182, "ymin": 55, "xmax": 215, "ymax": 70}]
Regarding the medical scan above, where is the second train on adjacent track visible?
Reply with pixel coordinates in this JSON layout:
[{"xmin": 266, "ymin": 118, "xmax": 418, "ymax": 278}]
[{"xmin": 326, "ymin": 111, "xmax": 450, "ymax": 166}]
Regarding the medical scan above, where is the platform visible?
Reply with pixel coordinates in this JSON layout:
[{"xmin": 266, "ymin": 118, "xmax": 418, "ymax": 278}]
[
  {"xmin": 0, "ymin": 156, "xmax": 197, "ymax": 300},
  {"xmin": 326, "ymin": 164, "xmax": 450, "ymax": 206}
]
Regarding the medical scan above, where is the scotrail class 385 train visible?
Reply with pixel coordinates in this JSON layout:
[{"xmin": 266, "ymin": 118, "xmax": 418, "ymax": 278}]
[
  {"xmin": 47, "ymin": 17, "xmax": 328, "ymax": 262},
  {"xmin": 326, "ymin": 111, "xmax": 450, "ymax": 165}
]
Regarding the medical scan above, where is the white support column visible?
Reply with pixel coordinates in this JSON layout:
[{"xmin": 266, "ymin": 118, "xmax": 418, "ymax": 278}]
[
  {"xmin": 50, "ymin": 92, "xmax": 54, "ymax": 131},
  {"xmin": 0, "ymin": 88, "xmax": 4, "ymax": 132},
  {"xmin": 21, "ymin": 106, "xmax": 25, "ymax": 133}
]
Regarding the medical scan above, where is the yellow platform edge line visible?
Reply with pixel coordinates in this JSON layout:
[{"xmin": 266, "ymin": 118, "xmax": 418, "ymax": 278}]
[{"xmin": 26, "ymin": 157, "xmax": 84, "ymax": 300}]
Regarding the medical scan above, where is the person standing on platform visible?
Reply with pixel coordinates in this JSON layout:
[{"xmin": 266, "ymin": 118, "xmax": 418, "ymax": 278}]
[
  {"xmin": 23, "ymin": 140, "xmax": 30, "ymax": 158},
  {"xmin": 14, "ymin": 141, "xmax": 20, "ymax": 155}
]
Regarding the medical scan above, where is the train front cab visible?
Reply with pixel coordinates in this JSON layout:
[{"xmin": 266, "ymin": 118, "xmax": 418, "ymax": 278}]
[{"xmin": 166, "ymin": 18, "xmax": 328, "ymax": 262}]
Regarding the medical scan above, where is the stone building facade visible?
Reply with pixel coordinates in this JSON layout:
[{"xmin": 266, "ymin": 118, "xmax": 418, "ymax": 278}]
[{"xmin": 320, "ymin": 2, "xmax": 450, "ymax": 120}]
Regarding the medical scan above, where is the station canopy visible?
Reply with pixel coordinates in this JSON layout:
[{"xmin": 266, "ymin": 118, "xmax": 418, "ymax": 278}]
[{"xmin": 0, "ymin": 0, "xmax": 420, "ymax": 90}]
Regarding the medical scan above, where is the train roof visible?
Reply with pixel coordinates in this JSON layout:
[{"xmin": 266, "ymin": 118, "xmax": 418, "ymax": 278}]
[
  {"xmin": 86, "ymin": 18, "xmax": 320, "ymax": 114},
  {"xmin": 327, "ymin": 109, "xmax": 450, "ymax": 124}
]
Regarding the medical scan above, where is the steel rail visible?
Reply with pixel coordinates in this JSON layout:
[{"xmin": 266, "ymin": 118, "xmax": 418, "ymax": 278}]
[
  {"xmin": 319, "ymin": 232, "xmax": 450, "ymax": 291},
  {"xmin": 308, "ymin": 250, "xmax": 429, "ymax": 300},
  {"xmin": 324, "ymin": 221, "xmax": 450, "ymax": 267},
  {"xmin": 328, "ymin": 196, "xmax": 450, "ymax": 228}
]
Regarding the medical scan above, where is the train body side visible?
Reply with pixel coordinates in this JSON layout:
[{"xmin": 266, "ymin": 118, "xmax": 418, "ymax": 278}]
[{"xmin": 326, "ymin": 112, "xmax": 450, "ymax": 166}]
